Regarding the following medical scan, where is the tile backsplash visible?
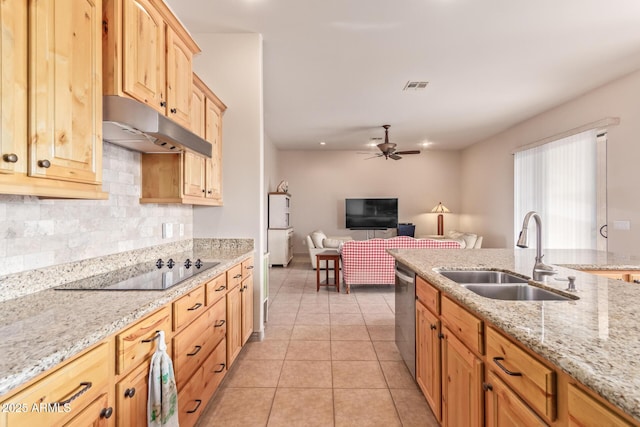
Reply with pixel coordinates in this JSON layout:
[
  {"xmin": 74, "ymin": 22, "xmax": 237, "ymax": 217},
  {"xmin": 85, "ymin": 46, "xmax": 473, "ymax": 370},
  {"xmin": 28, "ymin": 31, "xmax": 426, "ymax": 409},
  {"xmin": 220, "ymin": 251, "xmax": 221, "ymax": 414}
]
[{"xmin": 0, "ymin": 143, "xmax": 193, "ymax": 276}]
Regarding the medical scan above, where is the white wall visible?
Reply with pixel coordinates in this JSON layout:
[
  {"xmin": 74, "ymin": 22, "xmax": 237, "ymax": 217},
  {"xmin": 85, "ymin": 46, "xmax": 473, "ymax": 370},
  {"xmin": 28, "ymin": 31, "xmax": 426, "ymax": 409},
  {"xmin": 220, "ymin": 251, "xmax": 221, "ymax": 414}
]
[
  {"xmin": 278, "ymin": 150, "xmax": 462, "ymax": 253},
  {"xmin": 461, "ymin": 68, "xmax": 640, "ymax": 254},
  {"xmin": 0, "ymin": 143, "xmax": 193, "ymax": 277},
  {"xmin": 191, "ymin": 34, "xmax": 266, "ymax": 334}
]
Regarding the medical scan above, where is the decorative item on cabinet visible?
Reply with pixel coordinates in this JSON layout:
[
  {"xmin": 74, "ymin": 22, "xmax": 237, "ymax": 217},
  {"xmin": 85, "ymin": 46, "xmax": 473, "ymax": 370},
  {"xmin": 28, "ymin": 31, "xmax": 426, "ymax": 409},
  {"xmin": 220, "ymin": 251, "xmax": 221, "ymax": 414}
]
[{"xmin": 0, "ymin": 0, "xmax": 106, "ymax": 199}]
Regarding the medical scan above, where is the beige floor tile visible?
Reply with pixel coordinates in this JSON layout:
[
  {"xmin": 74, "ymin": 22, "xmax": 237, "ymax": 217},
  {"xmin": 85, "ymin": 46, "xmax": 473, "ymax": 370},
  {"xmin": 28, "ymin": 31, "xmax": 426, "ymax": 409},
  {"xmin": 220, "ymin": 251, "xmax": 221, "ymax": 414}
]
[
  {"xmin": 267, "ymin": 311, "xmax": 297, "ymax": 325},
  {"xmin": 367, "ymin": 325, "xmax": 395, "ymax": 341},
  {"xmin": 262, "ymin": 324, "xmax": 293, "ymax": 341},
  {"xmin": 355, "ymin": 294, "xmax": 389, "ymax": 305},
  {"xmin": 332, "ymin": 340, "xmax": 377, "ymax": 360},
  {"xmin": 332, "ymin": 361, "xmax": 387, "ymax": 388},
  {"xmin": 330, "ymin": 313, "xmax": 365, "ymax": 325},
  {"xmin": 359, "ymin": 303, "xmax": 393, "ymax": 313},
  {"xmin": 268, "ymin": 302, "xmax": 300, "ymax": 313},
  {"xmin": 363, "ymin": 312, "xmax": 395, "ymax": 326},
  {"xmin": 291, "ymin": 324, "xmax": 331, "ymax": 341},
  {"xmin": 267, "ymin": 388, "xmax": 334, "ymax": 427},
  {"xmin": 301, "ymin": 293, "xmax": 329, "ymax": 303},
  {"xmin": 380, "ymin": 360, "xmax": 418, "ymax": 389},
  {"xmin": 373, "ymin": 340, "xmax": 403, "ymax": 360},
  {"xmin": 330, "ymin": 324, "xmax": 370, "ymax": 341},
  {"xmin": 296, "ymin": 312, "xmax": 331, "ymax": 325},
  {"xmin": 334, "ymin": 388, "xmax": 402, "ymax": 427},
  {"xmin": 241, "ymin": 340, "xmax": 289, "ymax": 360},
  {"xmin": 286, "ymin": 340, "xmax": 331, "ymax": 360},
  {"xmin": 329, "ymin": 303, "xmax": 362, "ymax": 314},
  {"xmin": 278, "ymin": 360, "xmax": 333, "ymax": 388},
  {"xmin": 298, "ymin": 302, "xmax": 330, "ymax": 314},
  {"xmin": 390, "ymin": 388, "xmax": 440, "ymax": 427},
  {"xmin": 224, "ymin": 359, "xmax": 284, "ymax": 387},
  {"xmin": 196, "ymin": 387, "xmax": 276, "ymax": 427}
]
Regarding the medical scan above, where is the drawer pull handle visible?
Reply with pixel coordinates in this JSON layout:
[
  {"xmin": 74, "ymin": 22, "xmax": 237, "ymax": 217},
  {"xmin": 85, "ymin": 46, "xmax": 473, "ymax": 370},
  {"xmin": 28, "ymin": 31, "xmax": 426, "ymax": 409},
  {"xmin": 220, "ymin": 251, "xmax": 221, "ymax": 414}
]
[
  {"xmin": 214, "ymin": 320, "xmax": 226, "ymax": 327},
  {"xmin": 430, "ymin": 324, "xmax": 437, "ymax": 330},
  {"xmin": 124, "ymin": 388, "xmax": 136, "ymax": 398},
  {"xmin": 186, "ymin": 399, "xmax": 202, "ymax": 414},
  {"xmin": 246, "ymin": 265, "xmax": 254, "ymax": 270},
  {"xmin": 493, "ymin": 357, "xmax": 522, "ymax": 376},
  {"xmin": 214, "ymin": 363, "xmax": 226, "ymax": 373},
  {"xmin": 187, "ymin": 302, "xmax": 203, "ymax": 311},
  {"xmin": 233, "ymin": 274, "xmax": 242, "ymax": 279},
  {"xmin": 187, "ymin": 345, "xmax": 202, "ymax": 356},
  {"xmin": 142, "ymin": 331, "xmax": 161, "ymax": 343},
  {"xmin": 55, "ymin": 381, "xmax": 92, "ymax": 406},
  {"xmin": 216, "ymin": 285, "xmax": 226, "ymax": 292},
  {"xmin": 100, "ymin": 407, "xmax": 113, "ymax": 419}
]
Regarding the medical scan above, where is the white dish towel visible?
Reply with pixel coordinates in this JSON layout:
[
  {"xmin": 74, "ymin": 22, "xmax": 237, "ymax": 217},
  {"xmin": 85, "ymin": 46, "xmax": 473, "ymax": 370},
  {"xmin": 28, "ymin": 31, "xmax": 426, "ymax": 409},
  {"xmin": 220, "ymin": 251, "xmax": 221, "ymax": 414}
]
[{"xmin": 148, "ymin": 330, "xmax": 179, "ymax": 427}]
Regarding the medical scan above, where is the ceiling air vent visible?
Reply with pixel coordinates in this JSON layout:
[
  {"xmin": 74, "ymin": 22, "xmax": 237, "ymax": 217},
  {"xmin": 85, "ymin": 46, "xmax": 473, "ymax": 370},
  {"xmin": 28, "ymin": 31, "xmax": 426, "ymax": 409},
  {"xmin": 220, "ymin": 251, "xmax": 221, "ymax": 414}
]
[{"xmin": 403, "ymin": 81, "xmax": 429, "ymax": 91}]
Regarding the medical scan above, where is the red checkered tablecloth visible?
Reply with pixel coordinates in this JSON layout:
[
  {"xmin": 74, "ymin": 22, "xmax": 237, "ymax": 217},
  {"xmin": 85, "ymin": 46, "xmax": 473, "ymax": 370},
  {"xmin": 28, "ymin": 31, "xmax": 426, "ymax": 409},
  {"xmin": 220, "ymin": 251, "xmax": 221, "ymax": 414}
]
[{"xmin": 341, "ymin": 236, "xmax": 461, "ymax": 286}]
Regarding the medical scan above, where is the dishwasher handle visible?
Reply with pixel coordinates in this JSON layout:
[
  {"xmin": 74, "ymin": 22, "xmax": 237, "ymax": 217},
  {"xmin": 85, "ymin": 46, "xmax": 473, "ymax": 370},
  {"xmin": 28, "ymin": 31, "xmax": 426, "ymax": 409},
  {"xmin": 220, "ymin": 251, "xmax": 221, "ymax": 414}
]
[{"xmin": 395, "ymin": 268, "xmax": 415, "ymax": 284}]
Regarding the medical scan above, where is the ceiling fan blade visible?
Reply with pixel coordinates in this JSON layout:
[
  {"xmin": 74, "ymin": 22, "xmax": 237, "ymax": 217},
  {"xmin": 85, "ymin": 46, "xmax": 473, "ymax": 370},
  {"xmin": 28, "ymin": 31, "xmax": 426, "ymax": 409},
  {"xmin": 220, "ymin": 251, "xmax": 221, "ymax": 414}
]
[
  {"xmin": 390, "ymin": 154, "xmax": 402, "ymax": 160},
  {"xmin": 395, "ymin": 150, "xmax": 421, "ymax": 155},
  {"xmin": 364, "ymin": 154, "xmax": 382, "ymax": 160}
]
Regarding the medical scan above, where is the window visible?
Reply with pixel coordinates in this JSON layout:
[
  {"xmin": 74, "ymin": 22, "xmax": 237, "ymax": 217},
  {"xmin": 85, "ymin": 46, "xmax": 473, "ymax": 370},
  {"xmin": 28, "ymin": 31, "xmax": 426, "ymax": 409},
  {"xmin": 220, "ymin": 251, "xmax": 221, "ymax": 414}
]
[{"xmin": 514, "ymin": 129, "xmax": 606, "ymax": 250}]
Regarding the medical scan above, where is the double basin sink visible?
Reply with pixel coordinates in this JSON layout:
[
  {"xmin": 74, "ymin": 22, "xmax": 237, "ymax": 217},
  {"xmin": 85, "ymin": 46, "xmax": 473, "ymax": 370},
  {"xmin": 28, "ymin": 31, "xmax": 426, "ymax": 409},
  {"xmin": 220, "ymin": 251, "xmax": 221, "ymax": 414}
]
[{"xmin": 436, "ymin": 270, "xmax": 576, "ymax": 301}]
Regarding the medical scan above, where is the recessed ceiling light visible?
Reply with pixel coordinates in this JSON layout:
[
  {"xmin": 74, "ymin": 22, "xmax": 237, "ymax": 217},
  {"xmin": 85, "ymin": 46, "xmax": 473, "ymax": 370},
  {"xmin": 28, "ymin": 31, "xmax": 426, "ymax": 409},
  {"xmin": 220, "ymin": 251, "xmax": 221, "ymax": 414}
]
[
  {"xmin": 320, "ymin": 141, "xmax": 326, "ymax": 145},
  {"xmin": 420, "ymin": 140, "xmax": 433, "ymax": 147}
]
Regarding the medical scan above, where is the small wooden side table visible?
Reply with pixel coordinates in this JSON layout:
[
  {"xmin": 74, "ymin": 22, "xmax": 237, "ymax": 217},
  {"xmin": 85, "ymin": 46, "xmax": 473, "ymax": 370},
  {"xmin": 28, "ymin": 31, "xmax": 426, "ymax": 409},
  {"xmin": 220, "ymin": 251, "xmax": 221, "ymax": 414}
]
[{"xmin": 316, "ymin": 250, "xmax": 340, "ymax": 292}]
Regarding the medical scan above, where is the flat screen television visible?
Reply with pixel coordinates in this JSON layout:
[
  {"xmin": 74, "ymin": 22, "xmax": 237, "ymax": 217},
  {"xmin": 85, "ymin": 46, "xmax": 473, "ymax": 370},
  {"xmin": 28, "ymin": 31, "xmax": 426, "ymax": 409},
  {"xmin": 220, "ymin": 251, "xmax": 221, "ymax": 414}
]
[{"xmin": 345, "ymin": 198, "xmax": 398, "ymax": 230}]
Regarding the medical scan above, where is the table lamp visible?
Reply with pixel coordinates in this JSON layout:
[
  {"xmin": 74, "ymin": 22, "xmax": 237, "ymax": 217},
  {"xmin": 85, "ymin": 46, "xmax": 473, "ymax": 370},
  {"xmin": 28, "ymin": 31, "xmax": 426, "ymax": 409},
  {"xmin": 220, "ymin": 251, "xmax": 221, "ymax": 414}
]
[{"xmin": 431, "ymin": 202, "xmax": 450, "ymax": 236}]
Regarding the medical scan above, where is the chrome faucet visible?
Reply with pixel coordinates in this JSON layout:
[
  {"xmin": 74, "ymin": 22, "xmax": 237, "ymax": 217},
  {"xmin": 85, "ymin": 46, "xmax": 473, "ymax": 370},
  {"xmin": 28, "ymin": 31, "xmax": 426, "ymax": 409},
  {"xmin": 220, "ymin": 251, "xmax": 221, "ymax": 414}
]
[{"xmin": 516, "ymin": 211, "xmax": 557, "ymax": 281}]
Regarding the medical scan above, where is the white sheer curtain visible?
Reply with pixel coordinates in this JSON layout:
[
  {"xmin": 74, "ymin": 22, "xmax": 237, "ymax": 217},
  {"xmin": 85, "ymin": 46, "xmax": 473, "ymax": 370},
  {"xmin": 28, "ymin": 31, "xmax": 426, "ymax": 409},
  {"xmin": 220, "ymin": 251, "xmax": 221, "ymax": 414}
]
[{"xmin": 514, "ymin": 129, "xmax": 598, "ymax": 249}]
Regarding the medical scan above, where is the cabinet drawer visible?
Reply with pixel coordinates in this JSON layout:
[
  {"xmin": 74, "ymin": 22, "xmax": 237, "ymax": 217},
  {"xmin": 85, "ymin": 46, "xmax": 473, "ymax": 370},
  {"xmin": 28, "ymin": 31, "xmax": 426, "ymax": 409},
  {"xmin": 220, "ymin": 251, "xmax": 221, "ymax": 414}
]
[
  {"xmin": 567, "ymin": 383, "xmax": 632, "ymax": 427},
  {"xmin": 205, "ymin": 273, "xmax": 227, "ymax": 305},
  {"xmin": 177, "ymin": 339, "xmax": 227, "ymax": 427},
  {"xmin": 2, "ymin": 342, "xmax": 110, "ymax": 426},
  {"xmin": 117, "ymin": 306, "xmax": 172, "ymax": 375},
  {"xmin": 242, "ymin": 256, "xmax": 255, "ymax": 278},
  {"xmin": 173, "ymin": 299, "xmax": 225, "ymax": 391},
  {"xmin": 441, "ymin": 295, "xmax": 483, "ymax": 355},
  {"xmin": 416, "ymin": 276, "xmax": 439, "ymax": 314},
  {"xmin": 486, "ymin": 327, "xmax": 556, "ymax": 421},
  {"xmin": 173, "ymin": 285, "xmax": 206, "ymax": 331},
  {"xmin": 227, "ymin": 263, "xmax": 243, "ymax": 289}
]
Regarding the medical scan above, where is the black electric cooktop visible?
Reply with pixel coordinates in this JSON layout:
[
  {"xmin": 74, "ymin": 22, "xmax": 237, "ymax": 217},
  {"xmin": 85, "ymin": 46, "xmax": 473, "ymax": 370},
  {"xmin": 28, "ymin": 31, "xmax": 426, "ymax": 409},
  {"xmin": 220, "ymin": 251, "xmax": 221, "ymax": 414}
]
[{"xmin": 55, "ymin": 258, "xmax": 219, "ymax": 291}]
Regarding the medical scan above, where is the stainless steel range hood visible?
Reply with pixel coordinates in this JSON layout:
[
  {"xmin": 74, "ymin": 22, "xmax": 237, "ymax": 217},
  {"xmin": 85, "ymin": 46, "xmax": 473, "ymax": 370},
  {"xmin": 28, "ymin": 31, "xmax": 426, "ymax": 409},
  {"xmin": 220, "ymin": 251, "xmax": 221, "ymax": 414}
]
[{"xmin": 102, "ymin": 95, "xmax": 212, "ymax": 157}]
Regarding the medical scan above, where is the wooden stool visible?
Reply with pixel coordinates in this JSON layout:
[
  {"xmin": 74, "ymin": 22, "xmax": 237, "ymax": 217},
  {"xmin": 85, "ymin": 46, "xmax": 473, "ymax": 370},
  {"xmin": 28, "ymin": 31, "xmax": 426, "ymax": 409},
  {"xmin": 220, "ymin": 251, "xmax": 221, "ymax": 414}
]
[{"xmin": 316, "ymin": 250, "xmax": 340, "ymax": 292}]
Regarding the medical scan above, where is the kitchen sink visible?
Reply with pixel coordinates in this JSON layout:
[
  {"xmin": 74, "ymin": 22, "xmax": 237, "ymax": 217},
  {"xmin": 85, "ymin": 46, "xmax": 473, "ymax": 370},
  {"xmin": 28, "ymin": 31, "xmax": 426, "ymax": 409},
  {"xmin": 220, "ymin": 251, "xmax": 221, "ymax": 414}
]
[
  {"xmin": 436, "ymin": 269, "xmax": 576, "ymax": 301},
  {"xmin": 438, "ymin": 270, "xmax": 528, "ymax": 284},
  {"xmin": 462, "ymin": 283, "xmax": 573, "ymax": 301}
]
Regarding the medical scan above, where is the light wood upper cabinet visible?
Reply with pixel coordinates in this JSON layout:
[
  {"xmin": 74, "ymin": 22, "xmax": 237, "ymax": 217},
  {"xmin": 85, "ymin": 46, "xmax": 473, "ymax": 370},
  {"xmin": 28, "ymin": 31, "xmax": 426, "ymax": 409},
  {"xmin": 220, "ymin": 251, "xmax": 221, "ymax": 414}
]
[
  {"xmin": 0, "ymin": 0, "xmax": 105, "ymax": 198},
  {"xmin": 0, "ymin": 0, "xmax": 27, "ymax": 176},
  {"xmin": 183, "ymin": 151, "xmax": 206, "ymax": 197},
  {"xmin": 121, "ymin": 0, "xmax": 165, "ymax": 112},
  {"xmin": 166, "ymin": 28, "xmax": 193, "ymax": 128},
  {"xmin": 205, "ymin": 93, "xmax": 224, "ymax": 203},
  {"xmin": 29, "ymin": 0, "xmax": 103, "ymax": 185},
  {"xmin": 191, "ymin": 80, "xmax": 206, "ymax": 138}
]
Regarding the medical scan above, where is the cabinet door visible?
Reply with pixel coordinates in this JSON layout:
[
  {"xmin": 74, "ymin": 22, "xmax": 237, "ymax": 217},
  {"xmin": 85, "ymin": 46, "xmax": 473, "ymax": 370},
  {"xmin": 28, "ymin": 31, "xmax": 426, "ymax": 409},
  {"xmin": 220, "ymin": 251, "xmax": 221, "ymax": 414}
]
[
  {"xmin": 191, "ymin": 81, "xmax": 205, "ymax": 138},
  {"xmin": 241, "ymin": 275, "xmax": 254, "ymax": 345},
  {"xmin": 205, "ymin": 97, "xmax": 223, "ymax": 202},
  {"xmin": 567, "ymin": 383, "xmax": 633, "ymax": 427},
  {"xmin": 226, "ymin": 284, "xmax": 243, "ymax": 366},
  {"xmin": 183, "ymin": 151, "xmax": 205, "ymax": 197},
  {"xmin": 116, "ymin": 362, "xmax": 149, "ymax": 427},
  {"xmin": 122, "ymin": 0, "xmax": 165, "ymax": 113},
  {"xmin": 0, "ymin": 0, "xmax": 27, "ymax": 175},
  {"xmin": 29, "ymin": 0, "xmax": 102, "ymax": 184},
  {"xmin": 64, "ymin": 392, "xmax": 112, "ymax": 427},
  {"xmin": 416, "ymin": 301, "xmax": 441, "ymax": 421},
  {"xmin": 166, "ymin": 29, "xmax": 193, "ymax": 129},
  {"xmin": 441, "ymin": 326, "xmax": 483, "ymax": 427},
  {"xmin": 485, "ymin": 371, "xmax": 547, "ymax": 427}
]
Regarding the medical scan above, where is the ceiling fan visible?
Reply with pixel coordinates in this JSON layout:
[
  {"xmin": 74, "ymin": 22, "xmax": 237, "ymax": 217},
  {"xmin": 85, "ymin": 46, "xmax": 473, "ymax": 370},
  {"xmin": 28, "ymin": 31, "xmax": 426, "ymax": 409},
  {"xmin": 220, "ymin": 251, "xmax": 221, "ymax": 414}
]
[{"xmin": 367, "ymin": 125, "xmax": 421, "ymax": 160}]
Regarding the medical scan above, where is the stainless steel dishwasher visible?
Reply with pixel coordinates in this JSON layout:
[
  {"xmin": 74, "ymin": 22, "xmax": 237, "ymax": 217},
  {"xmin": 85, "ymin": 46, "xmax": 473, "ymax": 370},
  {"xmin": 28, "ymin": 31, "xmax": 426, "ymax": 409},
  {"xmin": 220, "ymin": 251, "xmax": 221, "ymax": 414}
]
[{"xmin": 395, "ymin": 261, "xmax": 416, "ymax": 379}]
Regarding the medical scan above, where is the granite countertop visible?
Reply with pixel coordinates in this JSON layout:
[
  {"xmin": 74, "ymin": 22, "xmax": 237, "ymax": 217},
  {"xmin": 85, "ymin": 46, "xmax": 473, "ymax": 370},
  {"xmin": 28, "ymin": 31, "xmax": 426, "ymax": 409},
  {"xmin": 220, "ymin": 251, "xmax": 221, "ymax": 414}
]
[
  {"xmin": 388, "ymin": 248, "xmax": 640, "ymax": 422},
  {"xmin": 0, "ymin": 244, "xmax": 254, "ymax": 397}
]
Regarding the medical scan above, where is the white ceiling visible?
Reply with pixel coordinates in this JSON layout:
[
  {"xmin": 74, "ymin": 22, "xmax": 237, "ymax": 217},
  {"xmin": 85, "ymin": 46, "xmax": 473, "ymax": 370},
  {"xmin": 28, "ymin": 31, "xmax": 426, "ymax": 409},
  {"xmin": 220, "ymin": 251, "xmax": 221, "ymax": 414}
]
[{"xmin": 167, "ymin": 0, "xmax": 640, "ymax": 151}]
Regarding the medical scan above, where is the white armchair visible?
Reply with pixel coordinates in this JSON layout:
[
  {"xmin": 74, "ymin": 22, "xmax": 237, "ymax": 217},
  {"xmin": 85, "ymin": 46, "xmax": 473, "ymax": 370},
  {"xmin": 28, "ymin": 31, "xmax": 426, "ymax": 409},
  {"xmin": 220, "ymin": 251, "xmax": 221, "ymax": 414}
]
[{"xmin": 305, "ymin": 230, "xmax": 353, "ymax": 269}]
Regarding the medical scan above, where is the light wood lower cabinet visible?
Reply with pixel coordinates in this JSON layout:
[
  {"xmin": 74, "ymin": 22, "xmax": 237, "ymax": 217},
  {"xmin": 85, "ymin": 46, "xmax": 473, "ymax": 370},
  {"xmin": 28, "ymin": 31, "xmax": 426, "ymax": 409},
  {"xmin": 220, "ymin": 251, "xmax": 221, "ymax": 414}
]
[
  {"xmin": 226, "ymin": 283, "xmax": 243, "ymax": 367},
  {"xmin": 416, "ymin": 300, "xmax": 441, "ymax": 421},
  {"xmin": 241, "ymin": 274, "xmax": 254, "ymax": 345},
  {"xmin": 485, "ymin": 370, "xmax": 547, "ymax": 427},
  {"xmin": 567, "ymin": 383, "xmax": 633, "ymax": 427},
  {"xmin": 65, "ymin": 393, "xmax": 113, "ymax": 426},
  {"xmin": 115, "ymin": 362, "xmax": 149, "ymax": 427},
  {"xmin": 582, "ymin": 270, "xmax": 640, "ymax": 284},
  {"xmin": 441, "ymin": 325, "xmax": 484, "ymax": 427}
]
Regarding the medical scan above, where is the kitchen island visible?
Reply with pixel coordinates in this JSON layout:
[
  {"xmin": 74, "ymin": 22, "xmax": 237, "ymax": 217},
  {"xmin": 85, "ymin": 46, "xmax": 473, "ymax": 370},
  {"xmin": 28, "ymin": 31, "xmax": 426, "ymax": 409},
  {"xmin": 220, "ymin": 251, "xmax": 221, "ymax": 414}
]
[{"xmin": 389, "ymin": 248, "xmax": 640, "ymax": 424}]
